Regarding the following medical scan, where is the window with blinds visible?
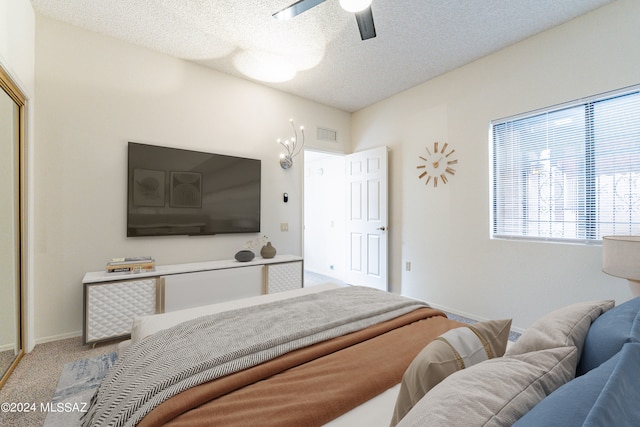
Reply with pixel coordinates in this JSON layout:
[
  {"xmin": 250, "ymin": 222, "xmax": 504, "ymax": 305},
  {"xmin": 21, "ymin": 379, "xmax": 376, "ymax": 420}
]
[{"xmin": 491, "ymin": 85, "xmax": 640, "ymax": 243}]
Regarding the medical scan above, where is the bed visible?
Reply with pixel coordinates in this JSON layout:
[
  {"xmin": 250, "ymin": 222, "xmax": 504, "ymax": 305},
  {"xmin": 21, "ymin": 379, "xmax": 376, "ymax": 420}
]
[
  {"xmin": 82, "ymin": 284, "xmax": 469, "ymax": 426},
  {"xmin": 83, "ymin": 283, "xmax": 640, "ymax": 426}
]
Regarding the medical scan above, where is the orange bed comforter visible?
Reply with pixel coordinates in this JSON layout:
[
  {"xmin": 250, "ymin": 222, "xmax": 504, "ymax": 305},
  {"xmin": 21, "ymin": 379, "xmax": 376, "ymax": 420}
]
[{"xmin": 138, "ymin": 307, "xmax": 464, "ymax": 427}]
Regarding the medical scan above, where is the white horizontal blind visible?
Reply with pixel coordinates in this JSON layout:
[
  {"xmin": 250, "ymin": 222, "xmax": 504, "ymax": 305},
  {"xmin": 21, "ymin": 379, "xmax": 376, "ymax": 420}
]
[{"xmin": 492, "ymin": 86, "xmax": 640, "ymax": 242}]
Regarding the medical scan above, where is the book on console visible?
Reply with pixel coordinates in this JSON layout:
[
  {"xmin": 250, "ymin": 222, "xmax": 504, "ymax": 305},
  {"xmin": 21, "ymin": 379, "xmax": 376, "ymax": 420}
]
[
  {"xmin": 106, "ymin": 256, "xmax": 155, "ymax": 273},
  {"xmin": 107, "ymin": 265, "xmax": 156, "ymax": 273},
  {"xmin": 109, "ymin": 256, "xmax": 154, "ymax": 265}
]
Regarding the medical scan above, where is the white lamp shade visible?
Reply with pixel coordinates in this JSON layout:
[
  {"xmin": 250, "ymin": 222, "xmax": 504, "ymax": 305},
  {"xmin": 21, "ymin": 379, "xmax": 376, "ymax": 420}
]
[
  {"xmin": 339, "ymin": 0, "xmax": 373, "ymax": 13},
  {"xmin": 602, "ymin": 235, "xmax": 640, "ymax": 280}
]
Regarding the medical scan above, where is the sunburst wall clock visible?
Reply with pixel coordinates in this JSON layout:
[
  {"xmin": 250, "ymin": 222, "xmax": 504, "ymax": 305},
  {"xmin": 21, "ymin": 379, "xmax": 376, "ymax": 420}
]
[{"xmin": 417, "ymin": 141, "xmax": 458, "ymax": 187}]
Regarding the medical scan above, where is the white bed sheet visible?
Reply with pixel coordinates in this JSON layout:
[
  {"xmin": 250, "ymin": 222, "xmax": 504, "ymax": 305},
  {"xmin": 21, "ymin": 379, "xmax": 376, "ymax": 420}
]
[{"xmin": 120, "ymin": 283, "xmax": 400, "ymax": 426}]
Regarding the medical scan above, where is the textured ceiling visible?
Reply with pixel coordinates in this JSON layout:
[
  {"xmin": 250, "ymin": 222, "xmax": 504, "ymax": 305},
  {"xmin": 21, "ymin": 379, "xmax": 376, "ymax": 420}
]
[{"xmin": 30, "ymin": 0, "xmax": 614, "ymax": 112}]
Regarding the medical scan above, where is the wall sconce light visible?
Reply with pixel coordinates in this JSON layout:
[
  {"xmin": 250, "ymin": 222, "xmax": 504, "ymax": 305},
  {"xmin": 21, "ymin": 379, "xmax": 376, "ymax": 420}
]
[
  {"xmin": 602, "ymin": 235, "xmax": 640, "ymax": 297},
  {"xmin": 278, "ymin": 119, "xmax": 305, "ymax": 169}
]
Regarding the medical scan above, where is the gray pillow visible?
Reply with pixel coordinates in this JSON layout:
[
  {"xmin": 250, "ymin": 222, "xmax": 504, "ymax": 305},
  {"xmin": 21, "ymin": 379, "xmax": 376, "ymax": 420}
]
[
  {"xmin": 397, "ymin": 346, "xmax": 578, "ymax": 427},
  {"xmin": 506, "ymin": 300, "xmax": 613, "ymax": 357},
  {"xmin": 390, "ymin": 319, "xmax": 512, "ymax": 426}
]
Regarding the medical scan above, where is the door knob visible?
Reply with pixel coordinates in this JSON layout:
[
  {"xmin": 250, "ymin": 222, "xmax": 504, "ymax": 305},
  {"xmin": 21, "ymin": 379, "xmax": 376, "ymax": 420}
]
[{"xmin": 377, "ymin": 226, "xmax": 386, "ymax": 231}]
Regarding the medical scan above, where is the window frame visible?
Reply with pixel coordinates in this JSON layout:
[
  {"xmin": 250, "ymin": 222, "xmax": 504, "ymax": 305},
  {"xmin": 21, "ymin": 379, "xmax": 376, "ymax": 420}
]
[{"xmin": 490, "ymin": 84, "xmax": 640, "ymax": 245}]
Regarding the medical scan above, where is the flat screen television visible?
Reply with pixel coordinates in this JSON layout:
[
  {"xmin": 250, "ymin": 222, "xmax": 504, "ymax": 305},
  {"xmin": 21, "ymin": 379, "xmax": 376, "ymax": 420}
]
[{"xmin": 127, "ymin": 142, "xmax": 261, "ymax": 237}]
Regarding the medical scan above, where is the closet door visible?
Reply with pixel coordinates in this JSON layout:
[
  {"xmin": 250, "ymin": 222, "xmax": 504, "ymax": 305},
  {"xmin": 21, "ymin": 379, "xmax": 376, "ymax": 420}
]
[{"xmin": 0, "ymin": 66, "xmax": 26, "ymax": 389}]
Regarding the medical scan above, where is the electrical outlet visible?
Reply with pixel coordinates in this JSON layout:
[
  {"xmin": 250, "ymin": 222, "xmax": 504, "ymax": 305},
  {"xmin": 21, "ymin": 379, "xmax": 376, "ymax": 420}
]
[
  {"xmin": 405, "ymin": 261, "xmax": 411, "ymax": 271},
  {"xmin": 280, "ymin": 222, "xmax": 289, "ymax": 232}
]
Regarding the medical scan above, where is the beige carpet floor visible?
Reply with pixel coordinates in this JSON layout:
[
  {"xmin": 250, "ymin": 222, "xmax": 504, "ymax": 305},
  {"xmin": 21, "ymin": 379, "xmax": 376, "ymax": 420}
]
[{"xmin": 0, "ymin": 337, "xmax": 120, "ymax": 427}]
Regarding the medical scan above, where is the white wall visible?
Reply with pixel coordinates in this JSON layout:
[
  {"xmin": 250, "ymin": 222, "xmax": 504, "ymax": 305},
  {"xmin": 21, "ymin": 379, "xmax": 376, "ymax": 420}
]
[
  {"xmin": 33, "ymin": 15, "xmax": 351, "ymax": 342},
  {"xmin": 351, "ymin": 0, "xmax": 640, "ymax": 330},
  {"xmin": 0, "ymin": 0, "xmax": 35, "ymax": 350},
  {"xmin": 26, "ymin": 0, "xmax": 640, "ymax": 340},
  {"xmin": 0, "ymin": 0, "xmax": 35, "ymax": 89}
]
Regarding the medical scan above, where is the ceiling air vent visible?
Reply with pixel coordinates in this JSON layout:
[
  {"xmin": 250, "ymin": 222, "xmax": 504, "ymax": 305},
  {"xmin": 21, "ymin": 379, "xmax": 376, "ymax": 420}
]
[{"xmin": 316, "ymin": 127, "xmax": 338, "ymax": 142}]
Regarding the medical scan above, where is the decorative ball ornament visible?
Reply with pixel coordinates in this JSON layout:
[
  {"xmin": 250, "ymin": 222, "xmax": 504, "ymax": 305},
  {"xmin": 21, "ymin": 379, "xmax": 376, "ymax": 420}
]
[{"xmin": 417, "ymin": 141, "xmax": 458, "ymax": 188}]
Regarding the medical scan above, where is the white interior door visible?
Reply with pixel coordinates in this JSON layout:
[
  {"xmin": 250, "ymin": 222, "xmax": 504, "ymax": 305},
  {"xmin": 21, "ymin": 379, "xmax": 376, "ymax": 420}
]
[{"xmin": 345, "ymin": 146, "xmax": 388, "ymax": 290}]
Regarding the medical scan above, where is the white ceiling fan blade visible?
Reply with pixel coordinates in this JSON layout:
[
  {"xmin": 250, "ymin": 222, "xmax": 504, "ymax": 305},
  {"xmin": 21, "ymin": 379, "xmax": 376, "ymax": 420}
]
[{"xmin": 273, "ymin": 0, "xmax": 328, "ymax": 20}]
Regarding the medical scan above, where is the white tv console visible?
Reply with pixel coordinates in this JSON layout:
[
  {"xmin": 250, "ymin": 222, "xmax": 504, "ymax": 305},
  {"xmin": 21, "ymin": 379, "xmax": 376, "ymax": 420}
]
[{"xmin": 82, "ymin": 255, "xmax": 303, "ymax": 345}]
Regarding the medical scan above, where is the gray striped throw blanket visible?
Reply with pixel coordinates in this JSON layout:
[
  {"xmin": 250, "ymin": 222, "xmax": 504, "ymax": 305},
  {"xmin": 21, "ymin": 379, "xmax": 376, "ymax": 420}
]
[{"xmin": 82, "ymin": 286, "xmax": 428, "ymax": 427}]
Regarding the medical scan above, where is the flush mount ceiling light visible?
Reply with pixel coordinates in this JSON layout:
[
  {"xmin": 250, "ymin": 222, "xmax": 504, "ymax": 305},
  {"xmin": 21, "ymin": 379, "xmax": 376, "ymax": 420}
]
[
  {"xmin": 233, "ymin": 50, "xmax": 297, "ymax": 83},
  {"xmin": 339, "ymin": 0, "xmax": 372, "ymax": 13}
]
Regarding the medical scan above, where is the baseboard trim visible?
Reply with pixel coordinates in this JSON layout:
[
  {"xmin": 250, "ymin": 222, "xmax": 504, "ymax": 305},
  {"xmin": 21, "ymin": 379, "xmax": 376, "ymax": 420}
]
[
  {"xmin": 0, "ymin": 343, "xmax": 16, "ymax": 352},
  {"xmin": 427, "ymin": 302, "xmax": 526, "ymax": 334},
  {"xmin": 35, "ymin": 331, "xmax": 82, "ymax": 345}
]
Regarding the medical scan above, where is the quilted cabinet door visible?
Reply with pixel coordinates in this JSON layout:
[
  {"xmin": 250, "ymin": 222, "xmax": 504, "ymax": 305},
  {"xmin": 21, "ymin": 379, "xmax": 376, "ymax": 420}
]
[
  {"xmin": 265, "ymin": 261, "xmax": 303, "ymax": 294},
  {"xmin": 85, "ymin": 278, "xmax": 157, "ymax": 344}
]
